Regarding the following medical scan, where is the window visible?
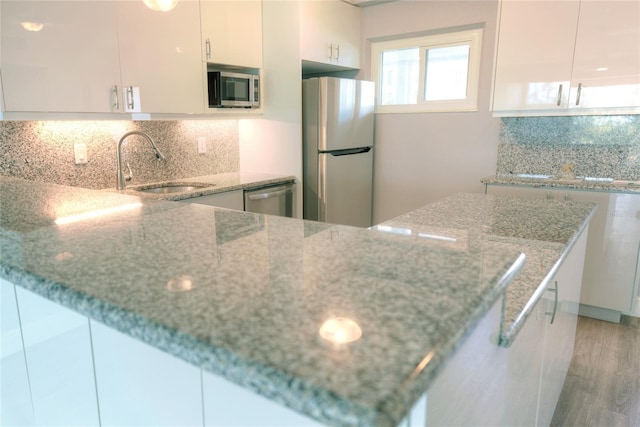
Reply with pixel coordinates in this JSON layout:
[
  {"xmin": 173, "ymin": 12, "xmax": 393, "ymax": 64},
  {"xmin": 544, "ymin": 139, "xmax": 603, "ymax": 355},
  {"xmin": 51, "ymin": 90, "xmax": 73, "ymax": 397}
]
[{"xmin": 371, "ymin": 28, "xmax": 483, "ymax": 113}]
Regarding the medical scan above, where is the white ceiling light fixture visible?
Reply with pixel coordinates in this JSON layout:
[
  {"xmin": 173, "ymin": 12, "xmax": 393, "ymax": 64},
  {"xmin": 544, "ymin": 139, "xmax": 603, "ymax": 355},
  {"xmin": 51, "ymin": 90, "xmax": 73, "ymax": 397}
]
[
  {"xmin": 21, "ymin": 22, "xmax": 44, "ymax": 32},
  {"xmin": 342, "ymin": 0, "xmax": 396, "ymax": 6},
  {"xmin": 143, "ymin": 0, "xmax": 179, "ymax": 12}
]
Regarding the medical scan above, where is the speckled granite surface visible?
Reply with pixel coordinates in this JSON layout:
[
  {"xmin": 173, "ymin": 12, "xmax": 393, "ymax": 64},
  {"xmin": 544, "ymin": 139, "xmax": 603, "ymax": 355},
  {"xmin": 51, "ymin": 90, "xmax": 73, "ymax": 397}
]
[
  {"xmin": 0, "ymin": 177, "xmax": 526, "ymax": 427},
  {"xmin": 377, "ymin": 193, "xmax": 596, "ymax": 347},
  {"xmin": 116, "ymin": 171, "xmax": 296, "ymax": 201},
  {"xmin": 498, "ymin": 115, "xmax": 640, "ymax": 180},
  {"xmin": 0, "ymin": 120, "xmax": 239, "ymax": 189},
  {"xmin": 481, "ymin": 174, "xmax": 640, "ymax": 194}
]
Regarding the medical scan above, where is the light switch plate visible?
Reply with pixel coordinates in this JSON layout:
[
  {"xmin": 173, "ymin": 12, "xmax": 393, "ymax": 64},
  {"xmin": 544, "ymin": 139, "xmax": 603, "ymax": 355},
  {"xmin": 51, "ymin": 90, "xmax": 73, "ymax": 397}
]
[
  {"xmin": 74, "ymin": 143, "xmax": 88, "ymax": 165},
  {"xmin": 197, "ymin": 137, "xmax": 207, "ymax": 154}
]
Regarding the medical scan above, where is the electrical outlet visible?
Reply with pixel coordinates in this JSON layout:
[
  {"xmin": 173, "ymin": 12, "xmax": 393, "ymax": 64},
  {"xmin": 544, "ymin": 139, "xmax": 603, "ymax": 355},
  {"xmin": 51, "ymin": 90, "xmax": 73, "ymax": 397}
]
[
  {"xmin": 74, "ymin": 143, "xmax": 88, "ymax": 165},
  {"xmin": 197, "ymin": 137, "xmax": 207, "ymax": 154}
]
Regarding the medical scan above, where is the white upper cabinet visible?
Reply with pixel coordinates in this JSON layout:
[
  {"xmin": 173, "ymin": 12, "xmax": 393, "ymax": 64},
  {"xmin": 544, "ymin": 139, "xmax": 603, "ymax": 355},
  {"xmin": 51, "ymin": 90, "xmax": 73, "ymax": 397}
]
[
  {"xmin": 116, "ymin": 1, "xmax": 204, "ymax": 114},
  {"xmin": 568, "ymin": 1, "xmax": 640, "ymax": 110},
  {"xmin": 493, "ymin": 0, "xmax": 640, "ymax": 115},
  {"xmin": 492, "ymin": 0, "xmax": 579, "ymax": 113},
  {"xmin": 1, "ymin": 1, "xmax": 122, "ymax": 113},
  {"xmin": 0, "ymin": 0, "xmax": 218, "ymax": 116},
  {"xmin": 300, "ymin": 0, "xmax": 361, "ymax": 70},
  {"xmin": 200, "ymin": 0, "xmax": 263, "ymax": 68}
]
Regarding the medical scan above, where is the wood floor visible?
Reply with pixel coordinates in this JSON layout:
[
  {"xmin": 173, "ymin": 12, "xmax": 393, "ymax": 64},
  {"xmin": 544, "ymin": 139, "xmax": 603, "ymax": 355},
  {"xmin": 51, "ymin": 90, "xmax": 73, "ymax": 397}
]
[{"xmin": 551, "ymin": 316, "xmax": 640, "ymax": 426}]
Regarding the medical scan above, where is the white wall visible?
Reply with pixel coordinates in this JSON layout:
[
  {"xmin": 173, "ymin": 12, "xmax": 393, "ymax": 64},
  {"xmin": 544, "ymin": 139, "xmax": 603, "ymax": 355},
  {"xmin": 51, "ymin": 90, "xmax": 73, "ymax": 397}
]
[
  {"xmin": 239, "ymin": 1, "xmax": 303, "ymax": 217},
  {"xmin": 361, "ymin": 1, "xmax": 501, "ymax": 223}
]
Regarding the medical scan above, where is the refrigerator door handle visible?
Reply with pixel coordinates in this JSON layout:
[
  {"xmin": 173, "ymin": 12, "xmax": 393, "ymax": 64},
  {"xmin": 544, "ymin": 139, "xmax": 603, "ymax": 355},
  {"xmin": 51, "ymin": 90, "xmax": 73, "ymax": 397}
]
[
  {"xmin": 326, "ymin": 147, "xmax": 372, "ymax": 157},
  {"xmin": 319, "ymin": 154, "xmax": 328, "ymax": 221}
]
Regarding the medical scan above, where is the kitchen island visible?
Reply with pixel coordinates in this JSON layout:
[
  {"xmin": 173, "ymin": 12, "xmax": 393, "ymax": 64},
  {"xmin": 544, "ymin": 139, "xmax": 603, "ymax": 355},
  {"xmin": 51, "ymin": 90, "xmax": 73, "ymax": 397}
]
[
  {"xmin": 0, "ymin": 177, "xmax": 594, "ymax": 426},
  {"xmin": 482, "ymin": 174, "xmax": 640, "ymax": 323}
]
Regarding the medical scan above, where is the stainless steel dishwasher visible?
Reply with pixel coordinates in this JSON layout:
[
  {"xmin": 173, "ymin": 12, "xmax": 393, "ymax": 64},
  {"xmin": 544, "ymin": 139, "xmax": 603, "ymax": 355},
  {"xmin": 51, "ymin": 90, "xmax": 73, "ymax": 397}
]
[{"xmin": 243, "ymin": 182, "xmax": 295, "ymax": 218}]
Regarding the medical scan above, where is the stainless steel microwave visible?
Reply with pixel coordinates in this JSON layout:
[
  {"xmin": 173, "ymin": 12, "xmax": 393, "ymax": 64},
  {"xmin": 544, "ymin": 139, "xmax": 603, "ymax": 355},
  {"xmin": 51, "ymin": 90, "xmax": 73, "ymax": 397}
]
[{"xmin": 207, "ymin": 71, "xmax": 260, "ymax": 108}]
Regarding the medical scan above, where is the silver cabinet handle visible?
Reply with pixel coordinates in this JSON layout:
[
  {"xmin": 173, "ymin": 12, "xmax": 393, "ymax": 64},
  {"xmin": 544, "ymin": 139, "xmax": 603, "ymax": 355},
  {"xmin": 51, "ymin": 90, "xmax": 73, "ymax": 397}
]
[
  {"xmin": 327, "ymin": 43, "xmax": 333, "ymax": 60},
  {"xmin": 334, "ymin": 44, "xmax": 340, "ymax": 61},
  {"xmin": 556, "ymin": 84, "xmax": 563, "ymax": 107},
  {"xmin": 545, "ymin": 281, "xmax": 559, "ymax": 324},
  {"xmin": 576, "ymin": 83, "xmax": 582, "ymax": 106},
  {"xmin": 205, "ymin": 38, "xmax": 211, "ymax": 60},
  {"xmin": 247, "ymin": 188, "xmax": 291, "ymax": 201},
  {"xmin": 112, "ymin": 85, "xmax": 119, "ymax": 111},
  {"xmin": 126, "ymin": 86, "xmax": 134, "ymax": 110}
]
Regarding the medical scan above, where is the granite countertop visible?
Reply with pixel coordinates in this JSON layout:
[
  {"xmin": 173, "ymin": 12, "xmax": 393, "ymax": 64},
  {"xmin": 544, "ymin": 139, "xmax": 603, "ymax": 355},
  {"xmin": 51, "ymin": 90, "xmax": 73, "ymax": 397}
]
[
  {"xmin": 0, "ymin": 178, "xmax": 596, "ymax": 426},
  {"xmin": 115, "ymin": 171, "xmax": 296, "ymax": 201},
  {"xmin": 376, "ymin": 193, "xmax": 596, "ymax": 346},
  {"xmin": 482, "ymin": 174, "xmax": 640, "ymax": 194}
]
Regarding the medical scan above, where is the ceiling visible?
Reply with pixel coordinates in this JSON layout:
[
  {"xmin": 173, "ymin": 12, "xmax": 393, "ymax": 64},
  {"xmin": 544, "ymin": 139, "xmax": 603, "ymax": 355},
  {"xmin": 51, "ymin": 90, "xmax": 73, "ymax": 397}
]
[{"xmin": 343, "ymin": 0, "xmax": 397, "ymax": 6}]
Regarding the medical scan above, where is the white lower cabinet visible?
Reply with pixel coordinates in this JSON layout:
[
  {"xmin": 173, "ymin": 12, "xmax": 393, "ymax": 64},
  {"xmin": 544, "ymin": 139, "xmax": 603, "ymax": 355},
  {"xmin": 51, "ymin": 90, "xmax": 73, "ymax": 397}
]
[
  {"xmin": 426, "ymin": 228, "xmax": 587, "ymax": 426},
  {"xmin": 1, "ymin": 279, "xmax": 35, "ymax": 426},
  {"xmin": 486, "ymin": 184, "xmax": 640, "ymax": 320},
  {"xmin": 11, "ymin": 285, "xmax": 100, "ymax": 426},
  {"xmin": 426, "ymin": 299, "xmax": 515, "ymax": 426},
  {"xmin": 90, "ymin": 320, "xmax": 203, "ymax": 426},
  {"xmin": 178, "ymin": 189, "xmax": 244, "ymax": 210},
  {"xmin": 425, "ymin": 297, "xmax": 545, "ymax": 426},
  {"xmin": 202, "ymin": 371, "xmax": 323, "ymax": 426},
  {"xmin": 537, "ymin": 224, "xmax": 587, "ymax": 426}
]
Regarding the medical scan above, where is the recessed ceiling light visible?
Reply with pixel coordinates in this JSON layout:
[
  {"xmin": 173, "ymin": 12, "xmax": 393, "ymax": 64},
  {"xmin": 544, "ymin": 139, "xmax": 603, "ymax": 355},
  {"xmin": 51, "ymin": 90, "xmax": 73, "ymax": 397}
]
[
  {"xmin": 143, "ymin": 0, "xmax": 179, "ymax": 12},
  {"xmin": 21, "ymin": 22, "xmax": 44, "ymax": 32}
]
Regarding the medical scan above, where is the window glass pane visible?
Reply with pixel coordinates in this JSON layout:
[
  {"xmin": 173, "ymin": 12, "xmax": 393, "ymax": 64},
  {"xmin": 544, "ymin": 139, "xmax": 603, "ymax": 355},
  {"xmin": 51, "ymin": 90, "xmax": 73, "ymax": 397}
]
[
  {"xmin": 424, "ymin": 44, "xmax": 470, "ymax": 101},
  {"xmin": 380, "ymin": 48, "xmax": 420, "ymax": 105}
]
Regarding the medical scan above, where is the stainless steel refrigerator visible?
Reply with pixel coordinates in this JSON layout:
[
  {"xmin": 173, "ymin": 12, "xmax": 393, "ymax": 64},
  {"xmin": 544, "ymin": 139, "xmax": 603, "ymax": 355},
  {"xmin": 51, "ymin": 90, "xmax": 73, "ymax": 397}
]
[{"xmin": 302, "ymin": 77, "xmax": 375, "ymax": 227}]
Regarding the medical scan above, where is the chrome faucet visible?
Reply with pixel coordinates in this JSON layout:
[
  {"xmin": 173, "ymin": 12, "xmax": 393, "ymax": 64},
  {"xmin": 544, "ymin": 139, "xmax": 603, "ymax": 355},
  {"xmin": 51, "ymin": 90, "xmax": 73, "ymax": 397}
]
[{"xmin": 116, "ymin": 131, "xmax": 165, "ymax": 190}]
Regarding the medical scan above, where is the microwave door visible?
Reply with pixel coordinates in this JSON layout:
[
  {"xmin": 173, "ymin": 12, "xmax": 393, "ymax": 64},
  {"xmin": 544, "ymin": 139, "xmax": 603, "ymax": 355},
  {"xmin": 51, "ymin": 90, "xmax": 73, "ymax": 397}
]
[{"xmin": 221, "ymin": 74, "xmax": 251, "ymax": 107}]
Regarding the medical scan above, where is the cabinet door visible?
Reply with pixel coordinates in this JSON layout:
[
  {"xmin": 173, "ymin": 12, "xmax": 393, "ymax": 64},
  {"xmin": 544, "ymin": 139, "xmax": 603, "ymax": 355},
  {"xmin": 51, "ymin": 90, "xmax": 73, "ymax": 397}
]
[
  {"xmin": 15, "ymin": 287, "xmax": 100, "ymax": 426},
  {"xmin": 202, "ymin": 371, "xmax": 323, "ymax": 426},
  {"xmin": 116, "ymin": 0, "xmax": 204, "ymax": 114},
  {"xmin": 90, "ymin": 320, "xmax": 203, "ymax": 426},
  {"xmin": 537, "ymin": 227, "xmax": 587, "ymax": 426},
  {"xmin": 566, "ymin": 191, "xmax": 640, "ymax": 313},
  {"xmin": 425, "ymin": 299, "xmax": 539, "ymax": 426},
  {"xmin": 300, "ymin": 0, "xmax": 361, "ymax": 69},
  {"xmin": 1, "ymin": 280, "xmax": 35, "ymax": 426},
  {"xmin": 178, "ymin": 189, "xmax": 244, "ymax": 210},
  {"xmin": 493, "ymin": 0, "xmax": 579, "ymax": 112},
  {"xmin": 1, "ymin": 1, "xmax": 121, "ymax": 113},
  {"xmin": 200, "ymin": 0, "xmax": 263, "ymax": 68},
  {"xmin": 569, "ymin": 0, "xmax": 640, "ymax": 110}
]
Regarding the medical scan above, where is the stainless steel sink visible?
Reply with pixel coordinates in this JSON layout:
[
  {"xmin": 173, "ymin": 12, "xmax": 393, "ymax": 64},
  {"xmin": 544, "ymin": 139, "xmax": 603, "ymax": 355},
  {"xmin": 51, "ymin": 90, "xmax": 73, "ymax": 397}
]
[{"xmin": 133, "ymin": 182, "xmax": 214, "ymax": 194}]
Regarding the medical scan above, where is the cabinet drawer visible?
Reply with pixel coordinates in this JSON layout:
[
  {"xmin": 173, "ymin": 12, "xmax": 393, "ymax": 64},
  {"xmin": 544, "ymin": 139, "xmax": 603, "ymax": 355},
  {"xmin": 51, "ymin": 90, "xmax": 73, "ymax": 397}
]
[{"xmin": 178, "ymin": 189, "xmax": 244, "ymax": 210}]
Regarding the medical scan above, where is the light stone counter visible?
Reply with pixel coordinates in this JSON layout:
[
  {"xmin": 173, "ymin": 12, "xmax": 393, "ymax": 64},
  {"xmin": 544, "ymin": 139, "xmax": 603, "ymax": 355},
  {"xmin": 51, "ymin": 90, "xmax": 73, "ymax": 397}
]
[
  {"xmin": 0, "ymin": 177, "xmax": 594, "ymax": 426},
  {"xmin": 482, "ymin": 174, "xmax": 640, "ymax": 194},
  {"xmin": 114, "ymin": 171, "xmax": 296, "ymax": 201},
  {"xmin": 377, "ymin": 193, "xmax": 596, "ymax": 346}
]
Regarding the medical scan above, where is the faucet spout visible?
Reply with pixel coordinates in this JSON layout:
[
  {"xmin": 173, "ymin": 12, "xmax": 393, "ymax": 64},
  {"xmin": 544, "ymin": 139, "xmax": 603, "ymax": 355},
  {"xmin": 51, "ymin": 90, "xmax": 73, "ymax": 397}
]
[{"xmin": 116, "ymin": 131, "xmax": 165, "ymax": 190}]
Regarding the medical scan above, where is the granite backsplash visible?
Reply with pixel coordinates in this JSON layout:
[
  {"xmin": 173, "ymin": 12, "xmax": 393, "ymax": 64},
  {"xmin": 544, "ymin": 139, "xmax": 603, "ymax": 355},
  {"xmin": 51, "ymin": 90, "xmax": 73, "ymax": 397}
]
[
  {"xmin": 497, "ymin": 115, "xmax": 640, "ymax": 180},
  {"xmin": 0, "ymin": 120, "xmax": 239, "ymax": 189}
]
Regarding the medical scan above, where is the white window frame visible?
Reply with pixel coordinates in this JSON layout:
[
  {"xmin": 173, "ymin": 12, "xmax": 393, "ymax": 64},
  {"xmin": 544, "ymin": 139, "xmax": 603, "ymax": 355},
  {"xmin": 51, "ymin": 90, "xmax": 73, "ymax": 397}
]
[{"xmin": 371, "ymin": 28, "xmax": 483, "ymax": 114}]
